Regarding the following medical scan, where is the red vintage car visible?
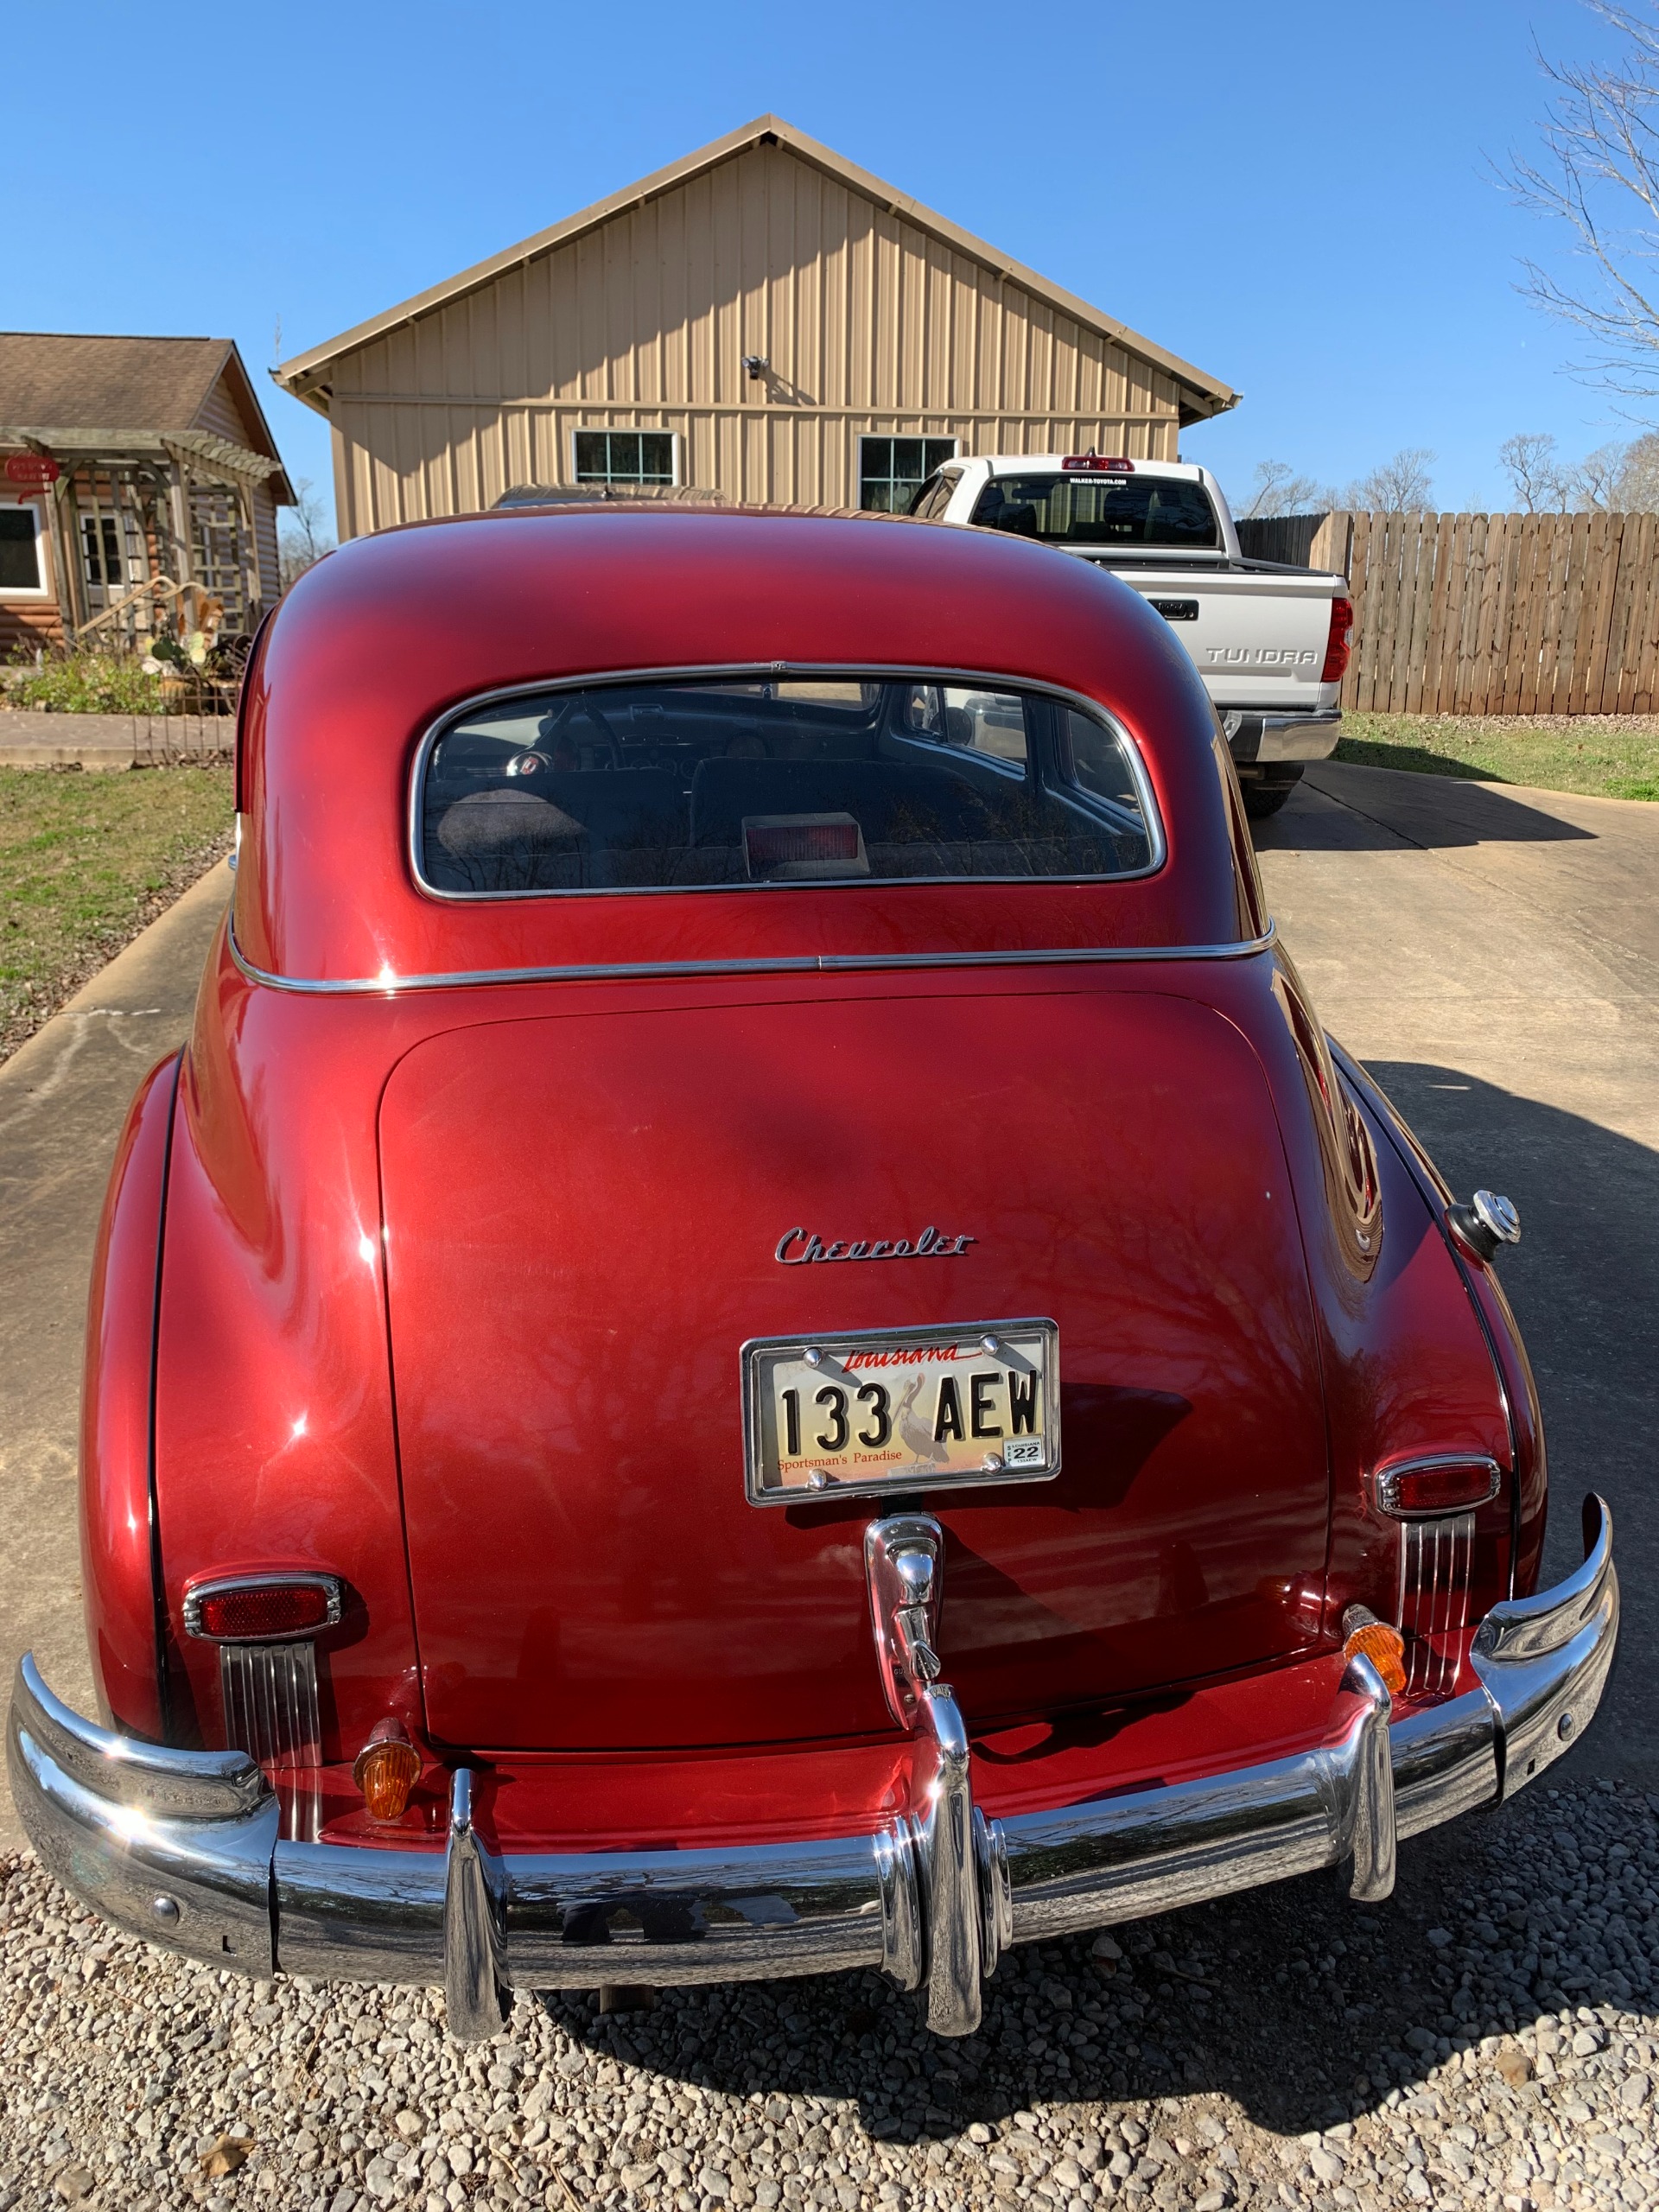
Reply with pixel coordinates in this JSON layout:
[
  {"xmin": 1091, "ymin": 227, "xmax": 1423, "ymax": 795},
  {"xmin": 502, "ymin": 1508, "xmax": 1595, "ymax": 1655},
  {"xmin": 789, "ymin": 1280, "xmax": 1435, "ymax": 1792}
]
[{"xmin": 10, "ymin": 505, "xmax": 1617, "ymax": 2043}]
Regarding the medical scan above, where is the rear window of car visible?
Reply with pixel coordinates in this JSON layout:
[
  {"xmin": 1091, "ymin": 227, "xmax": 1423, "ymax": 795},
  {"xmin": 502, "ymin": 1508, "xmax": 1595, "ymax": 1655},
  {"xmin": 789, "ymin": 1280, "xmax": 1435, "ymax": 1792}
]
[
  {"xmin": 417, "ymin": 674, "xmax": 1157, "ymax": 896},
  {"xmin": 969, "ymin": 474, "xmax": 1220, "ymax": 550}
]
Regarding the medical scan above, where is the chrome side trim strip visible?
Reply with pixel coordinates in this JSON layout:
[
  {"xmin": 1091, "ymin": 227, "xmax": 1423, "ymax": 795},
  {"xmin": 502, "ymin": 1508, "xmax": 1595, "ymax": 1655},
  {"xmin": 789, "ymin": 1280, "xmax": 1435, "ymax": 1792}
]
[{"xmin": 226, "ymin": 914, "xmax": 1276, "ymax": 998}]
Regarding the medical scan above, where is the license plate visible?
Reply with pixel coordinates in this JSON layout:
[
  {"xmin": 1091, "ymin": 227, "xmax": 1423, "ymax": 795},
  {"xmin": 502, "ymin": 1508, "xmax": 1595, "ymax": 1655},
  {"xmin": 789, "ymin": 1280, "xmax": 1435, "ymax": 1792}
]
[{"xmin": 742, "ymin": 1319, "xmax": 1059, "ymax": 1505}]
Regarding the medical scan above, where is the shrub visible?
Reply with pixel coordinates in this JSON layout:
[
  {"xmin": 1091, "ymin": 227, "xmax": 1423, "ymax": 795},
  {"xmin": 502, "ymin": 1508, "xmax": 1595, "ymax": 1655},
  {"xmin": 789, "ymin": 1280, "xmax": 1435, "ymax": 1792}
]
[{"xmin": 5, "ymin": 645, "xmax": 169, "ymax": 715}]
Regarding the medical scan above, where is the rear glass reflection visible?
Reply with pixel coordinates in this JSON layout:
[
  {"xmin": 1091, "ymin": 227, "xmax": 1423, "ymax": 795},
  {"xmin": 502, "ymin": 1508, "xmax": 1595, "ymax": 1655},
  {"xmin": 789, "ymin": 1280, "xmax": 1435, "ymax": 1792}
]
[{"xmin": 419, "ymin": 676, "xmax": 1155, "ymax": 895}]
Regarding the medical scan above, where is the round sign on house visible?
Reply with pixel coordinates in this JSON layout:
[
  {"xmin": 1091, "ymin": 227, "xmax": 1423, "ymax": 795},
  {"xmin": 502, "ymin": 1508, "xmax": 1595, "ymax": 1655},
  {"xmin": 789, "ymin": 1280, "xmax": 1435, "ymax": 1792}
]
[{"xmin": 4, "ymin": 454, "xmax": 60, "ymax": 487}]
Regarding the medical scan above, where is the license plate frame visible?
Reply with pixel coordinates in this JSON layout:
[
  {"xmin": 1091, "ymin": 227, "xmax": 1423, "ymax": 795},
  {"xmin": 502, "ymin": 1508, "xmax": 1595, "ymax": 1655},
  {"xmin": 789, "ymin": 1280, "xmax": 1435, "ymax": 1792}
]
[{"xmin": 741, "ymin": 1317, "xmax": 1060, "ymax": 1507}]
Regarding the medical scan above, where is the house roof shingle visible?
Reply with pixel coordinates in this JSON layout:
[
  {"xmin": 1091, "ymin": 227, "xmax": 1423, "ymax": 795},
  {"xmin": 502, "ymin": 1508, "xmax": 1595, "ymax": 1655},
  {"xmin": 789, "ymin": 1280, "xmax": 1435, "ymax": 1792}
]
[{"xmin": 0, "ymin": 333, "xmax": 293, "ymax": 498}]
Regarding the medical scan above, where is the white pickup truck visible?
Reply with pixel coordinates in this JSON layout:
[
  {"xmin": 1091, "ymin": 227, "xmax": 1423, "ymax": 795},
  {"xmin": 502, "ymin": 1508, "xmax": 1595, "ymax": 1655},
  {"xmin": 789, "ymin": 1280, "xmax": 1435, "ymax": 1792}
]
[{"xmin": 909, "ymin": 454, "xmax": 1351, "ymax": 817}]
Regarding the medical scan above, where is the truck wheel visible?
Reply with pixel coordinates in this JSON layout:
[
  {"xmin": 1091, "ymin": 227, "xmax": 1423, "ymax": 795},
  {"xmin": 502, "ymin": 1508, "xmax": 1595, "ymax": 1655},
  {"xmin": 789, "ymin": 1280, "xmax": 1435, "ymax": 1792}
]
[{"xmin": 1243, "ymin": 768, "xmax": 1303, "ymax": 820}]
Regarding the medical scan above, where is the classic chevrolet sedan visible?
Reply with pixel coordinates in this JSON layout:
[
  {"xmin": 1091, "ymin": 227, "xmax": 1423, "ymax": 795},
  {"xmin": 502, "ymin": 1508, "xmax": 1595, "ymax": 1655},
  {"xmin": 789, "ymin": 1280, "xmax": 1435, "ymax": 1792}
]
[{"xmin": 10, "ymin": 504, "xmax": 1617, "ymax": 2042}]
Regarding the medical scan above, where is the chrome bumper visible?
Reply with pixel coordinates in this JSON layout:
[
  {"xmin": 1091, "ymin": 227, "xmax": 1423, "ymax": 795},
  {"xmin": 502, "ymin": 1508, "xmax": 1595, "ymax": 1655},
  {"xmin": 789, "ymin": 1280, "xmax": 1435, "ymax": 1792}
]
[
  {"xmin": 8, "ymin": 1497, "xmax": 1615, "ymax": 2041},
  {"xmin": 1224, "ymin": 709, "xmax": 1342, "ymax": 763}
]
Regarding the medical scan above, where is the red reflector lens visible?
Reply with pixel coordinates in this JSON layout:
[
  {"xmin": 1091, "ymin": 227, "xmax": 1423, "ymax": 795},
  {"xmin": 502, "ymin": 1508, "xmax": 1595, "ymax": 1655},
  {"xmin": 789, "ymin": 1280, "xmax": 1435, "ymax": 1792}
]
[
  {"xmin": 1062, "ymin": 454, "xmax": 1134, "ymax": 472},
  {"xmin": 1321, "ymin": 594, "xmax": 1354, "ymax": 683},
  {"xmin": 194, "ymin": 1583, "xmax": 333, "ymax": 1641},
  {"xmin": 1376, "ymin": 1459, "xmax": 1500, "ymax": 1516}
]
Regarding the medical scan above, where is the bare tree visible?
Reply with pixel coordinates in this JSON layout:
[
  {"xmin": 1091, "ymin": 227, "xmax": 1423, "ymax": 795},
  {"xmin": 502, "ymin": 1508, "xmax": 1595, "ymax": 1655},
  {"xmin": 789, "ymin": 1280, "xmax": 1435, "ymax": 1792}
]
[
  {"xmin": 1505, "ymin": 3, "xmax": 1659, "ymax": 396},
  {"xmin": 1573, "ymin": 438, "xmax": 1627, "ymax": 504},
  {"xmin": 1612, "ymin": 425, "xmax": 1659, "ymax": 501},
  {"xmin": 1348, "ymin": 448, "xmax": 1437, "ymax": 511},
  {"xmin": 278, "ymin": 479, "xmax": 335, "ymax": 593},
  {"xmin": 1499, "ymin": 431, "xmax": 1573, "ymax": 509},
  {"xmin": 1239, "ymin": 459, "xmax": 1339, "ymax": 518}
]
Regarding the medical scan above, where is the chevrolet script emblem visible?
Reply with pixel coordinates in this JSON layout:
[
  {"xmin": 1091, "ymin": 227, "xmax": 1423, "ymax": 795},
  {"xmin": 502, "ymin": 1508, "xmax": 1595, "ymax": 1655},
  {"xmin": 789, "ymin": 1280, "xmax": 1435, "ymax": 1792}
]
[{"xmin": 775, "ymin": 1225, "xmax": 976, "ymax": 1264}]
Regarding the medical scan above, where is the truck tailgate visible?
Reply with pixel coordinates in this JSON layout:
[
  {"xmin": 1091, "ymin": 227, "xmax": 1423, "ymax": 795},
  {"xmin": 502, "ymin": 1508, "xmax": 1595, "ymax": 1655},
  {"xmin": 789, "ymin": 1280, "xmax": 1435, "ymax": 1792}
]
[{"xmin": 1084, "ymin": 561, "xmax": 1340, "ymax": 712}]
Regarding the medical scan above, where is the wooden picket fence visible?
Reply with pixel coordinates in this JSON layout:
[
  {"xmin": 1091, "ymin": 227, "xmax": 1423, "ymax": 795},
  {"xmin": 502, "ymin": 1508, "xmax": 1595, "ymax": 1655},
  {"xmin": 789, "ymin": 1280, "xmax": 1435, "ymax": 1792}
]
[{"xmin": 1236, "ymin": 509, "xmax": 1659, "ymax": 715}]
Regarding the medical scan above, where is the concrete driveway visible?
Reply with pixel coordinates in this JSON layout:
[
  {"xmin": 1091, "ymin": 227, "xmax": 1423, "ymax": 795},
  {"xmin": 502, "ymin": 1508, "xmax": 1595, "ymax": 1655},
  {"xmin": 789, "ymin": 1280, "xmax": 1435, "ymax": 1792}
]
[
  {"xmin": 0, "ymin": 862, "xmax": 230, "ymax": 1848},
  {"xmin": 1255, "ymin": 762, "xmax": 1659, "ymax": 1790},
  {"xmin": 0, "ymin": 761, "xmax": 1654, "ymax": 1853}
]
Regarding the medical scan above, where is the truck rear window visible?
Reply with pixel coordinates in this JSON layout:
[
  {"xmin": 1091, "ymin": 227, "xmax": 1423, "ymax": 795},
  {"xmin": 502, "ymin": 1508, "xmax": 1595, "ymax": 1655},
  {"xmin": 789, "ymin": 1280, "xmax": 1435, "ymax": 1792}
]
[
  {"xmin": 970, "ymin": 474, "xmax": 1220, "ymax": 550},
  {"xmin": 418, "ymin": 675, "xmax": 1157, "ymax": 896}
]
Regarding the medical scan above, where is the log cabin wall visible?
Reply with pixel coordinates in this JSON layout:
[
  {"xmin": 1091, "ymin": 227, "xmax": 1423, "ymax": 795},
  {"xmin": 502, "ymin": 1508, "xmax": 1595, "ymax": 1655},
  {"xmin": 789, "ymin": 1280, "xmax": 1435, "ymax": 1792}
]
[{"xmin": 0, "ymin": 492, "xmax": 60, "ymax": 658}]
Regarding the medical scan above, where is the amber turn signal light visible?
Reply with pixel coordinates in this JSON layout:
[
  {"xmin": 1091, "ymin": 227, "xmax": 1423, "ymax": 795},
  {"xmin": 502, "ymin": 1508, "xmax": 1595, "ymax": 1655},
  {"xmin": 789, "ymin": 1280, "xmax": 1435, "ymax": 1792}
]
[
  {"xmin": 353, "ymin": 1720, "xmax": 422, "ymax": 1822},
  {"xmin": 1342, "ymin": 1606, "xmax": 1407, "ymax": 1696}
]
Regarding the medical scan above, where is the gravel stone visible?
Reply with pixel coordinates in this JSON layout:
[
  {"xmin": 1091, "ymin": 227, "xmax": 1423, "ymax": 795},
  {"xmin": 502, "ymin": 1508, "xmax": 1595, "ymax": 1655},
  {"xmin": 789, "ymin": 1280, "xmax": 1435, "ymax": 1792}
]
[{"xmin": 1, "ymin": 1778, "xmax": 1656, "ymax": 2208}]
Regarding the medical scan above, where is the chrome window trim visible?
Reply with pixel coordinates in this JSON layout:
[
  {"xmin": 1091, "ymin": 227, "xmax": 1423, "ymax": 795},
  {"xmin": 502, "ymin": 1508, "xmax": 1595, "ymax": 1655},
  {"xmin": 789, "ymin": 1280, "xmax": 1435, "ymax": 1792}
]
[
  {"xmin": 404, "ymin": 662, "xmax": 1168, "ymax": 906},
  {"xmin": 226, "ymin": 914, "xmax": 1276, "ymax": 998},
  {"xmin": 182, "ymin": 1572, "xmax": 345, "ymax": 1644}
]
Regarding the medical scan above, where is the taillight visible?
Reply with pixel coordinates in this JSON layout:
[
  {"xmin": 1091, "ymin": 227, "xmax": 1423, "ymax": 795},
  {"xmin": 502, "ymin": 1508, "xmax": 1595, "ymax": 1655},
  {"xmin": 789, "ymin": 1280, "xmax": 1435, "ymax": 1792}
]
[
  {"xmin": 1374, "ymin": 1457, "xmax": 1500, "ymax": 1518},
  {"xmin": 1320, "ymin": 595, "xmax": 1354, "ymax": 683},
  {"xmin": 184, "ymin": 1573, "xmax": 343, "ymax": 1643},
  {"xmin": 1061, "ymin": 454, "xmax": 1134, "ymax": 472}
]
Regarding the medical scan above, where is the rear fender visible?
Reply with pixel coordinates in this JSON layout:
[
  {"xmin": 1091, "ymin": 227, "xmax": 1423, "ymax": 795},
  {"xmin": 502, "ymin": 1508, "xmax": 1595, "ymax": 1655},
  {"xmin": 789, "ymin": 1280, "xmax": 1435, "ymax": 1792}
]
[
  {"xmin": 1247, "ymin": 960, "xmax": 1516, "ymax": 1639},
  {"xmin": 1334, "ymin": 1045, "xmax": 1546, "ymax": 1599},
  {"xmin": 80, "ymin": 1052, "xmax": 181, "ymax": 1738},
  {"xmin": 151, "ymin": 942, "xmax": 423, "ymax": 1761}
]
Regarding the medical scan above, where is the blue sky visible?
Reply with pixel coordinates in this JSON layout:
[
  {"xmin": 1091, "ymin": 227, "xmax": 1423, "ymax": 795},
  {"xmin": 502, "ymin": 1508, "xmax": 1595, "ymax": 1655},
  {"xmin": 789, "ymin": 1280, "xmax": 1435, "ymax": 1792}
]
[{"xmin": 8, "ymin": 0, "xmax": 1644, "ymax": 527}]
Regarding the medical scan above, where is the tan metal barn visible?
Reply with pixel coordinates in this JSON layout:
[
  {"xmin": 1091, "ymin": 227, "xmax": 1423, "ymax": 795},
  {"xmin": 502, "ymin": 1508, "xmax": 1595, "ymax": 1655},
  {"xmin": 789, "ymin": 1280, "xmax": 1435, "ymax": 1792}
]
[{"xmin": 274, "ymin": 115, "xmax": 1236, "ymax": 535}]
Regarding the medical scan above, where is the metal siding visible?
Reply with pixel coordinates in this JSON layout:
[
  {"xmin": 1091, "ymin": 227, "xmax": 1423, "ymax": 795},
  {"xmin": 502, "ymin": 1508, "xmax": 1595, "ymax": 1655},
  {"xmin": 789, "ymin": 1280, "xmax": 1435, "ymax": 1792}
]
[{"xmin": 323, "ymin": 138, "xmax": 1185, "ymax": 534}]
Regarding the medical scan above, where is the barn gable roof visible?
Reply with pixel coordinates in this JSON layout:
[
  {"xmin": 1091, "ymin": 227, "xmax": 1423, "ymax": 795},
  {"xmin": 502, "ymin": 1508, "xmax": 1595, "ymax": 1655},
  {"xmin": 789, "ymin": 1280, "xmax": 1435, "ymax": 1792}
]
[{"xmin": 273, "ymin": 115, "xmax": 1236, "ymax": 424}]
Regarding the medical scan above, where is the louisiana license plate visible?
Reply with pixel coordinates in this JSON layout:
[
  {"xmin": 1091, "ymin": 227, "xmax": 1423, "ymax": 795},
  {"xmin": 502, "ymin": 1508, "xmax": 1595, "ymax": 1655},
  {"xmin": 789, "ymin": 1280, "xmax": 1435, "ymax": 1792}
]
[{"xmin": 742, "ymin": 1319, "xmax": 1059, "ymax": 1505}]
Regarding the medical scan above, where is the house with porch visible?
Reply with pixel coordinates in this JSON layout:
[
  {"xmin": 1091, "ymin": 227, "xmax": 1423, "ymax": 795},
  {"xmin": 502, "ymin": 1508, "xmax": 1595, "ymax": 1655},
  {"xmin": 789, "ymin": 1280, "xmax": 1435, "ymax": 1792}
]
[{"xmin": 0, "ymin": 333, "xmax": 295, "ymax": 659}]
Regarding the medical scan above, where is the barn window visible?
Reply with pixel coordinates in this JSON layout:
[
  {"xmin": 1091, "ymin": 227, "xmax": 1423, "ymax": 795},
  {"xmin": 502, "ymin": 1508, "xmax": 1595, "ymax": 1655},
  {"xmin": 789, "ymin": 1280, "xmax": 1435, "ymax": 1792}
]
[
  {"xmin": 573, "ymin": 430, "xmax": 677, "ymax": 487},
  {"xmin": 859, "ymin": 437, "xmax": 958, "ymax": 513},
  {"xmin": 0, "ymin": 506, "xmax": 47, "ymax": 595}
]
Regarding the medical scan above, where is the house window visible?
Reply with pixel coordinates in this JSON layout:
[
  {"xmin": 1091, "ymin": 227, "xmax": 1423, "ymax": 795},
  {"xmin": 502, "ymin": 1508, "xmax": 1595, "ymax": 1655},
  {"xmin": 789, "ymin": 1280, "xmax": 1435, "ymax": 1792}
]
[
  {"xmin": 81, "ymin": 513, "xmax": 124, "ymax": 589},
  {"xmin": 859, "ymin": 436, "xmax": 958, "ymax": 513},
  {"xmin": 0, "ymin": 505, "xmax": 47, "ymax": 596},
  {"xmin": 573, "ymin": 430, "xmax": 677, "ymax": 487}
]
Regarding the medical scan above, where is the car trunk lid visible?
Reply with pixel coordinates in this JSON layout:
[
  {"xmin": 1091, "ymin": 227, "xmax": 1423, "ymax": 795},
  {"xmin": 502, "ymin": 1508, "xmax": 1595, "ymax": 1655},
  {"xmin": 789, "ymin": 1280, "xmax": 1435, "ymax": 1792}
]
[{"xmin": 378, "ymin": 982, "xmax": 1330, "ymax": 1751}]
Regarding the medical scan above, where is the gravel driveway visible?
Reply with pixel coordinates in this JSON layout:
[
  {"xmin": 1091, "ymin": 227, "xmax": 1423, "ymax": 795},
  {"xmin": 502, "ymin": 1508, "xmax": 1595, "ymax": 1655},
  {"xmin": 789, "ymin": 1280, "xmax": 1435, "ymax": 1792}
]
[{"xmin": 2, "ymin": 1777, "xmax": 1653, "ymax": 2211}]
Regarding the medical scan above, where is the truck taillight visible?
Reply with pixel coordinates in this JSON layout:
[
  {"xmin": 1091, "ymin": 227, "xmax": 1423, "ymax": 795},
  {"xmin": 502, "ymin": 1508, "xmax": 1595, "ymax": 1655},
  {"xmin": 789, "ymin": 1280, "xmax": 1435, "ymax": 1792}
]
[{"xmin": 1321, "ymin": 595, "xmax": 1354, "ymax": 683}]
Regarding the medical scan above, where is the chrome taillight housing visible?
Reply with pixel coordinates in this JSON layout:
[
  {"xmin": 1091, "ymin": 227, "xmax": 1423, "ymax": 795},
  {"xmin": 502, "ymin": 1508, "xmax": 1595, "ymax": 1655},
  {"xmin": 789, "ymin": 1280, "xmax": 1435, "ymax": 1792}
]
[
  {"xmin": 1372, "ymin": 1457, "xmax": 1505, "ymax": 1697},
  {"xmin": 181, "ymin": 1573, "xmax": 346, "ymax": 1840},
  {"xmin": 1374, "ymin": 1456, "xmax": 1500, "ymax": 1519}
]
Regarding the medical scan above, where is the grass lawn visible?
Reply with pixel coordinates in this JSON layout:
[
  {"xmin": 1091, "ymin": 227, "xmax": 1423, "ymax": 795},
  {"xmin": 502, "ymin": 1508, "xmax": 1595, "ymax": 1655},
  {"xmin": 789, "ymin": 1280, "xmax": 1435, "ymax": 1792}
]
[
  {"xmin": 0, "ymin": 766, "xmax": 233, "ymax": 1063},
  {"xmin": 1334, "ymin": 712, "xmax": 1659, "ymax": 801}
]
